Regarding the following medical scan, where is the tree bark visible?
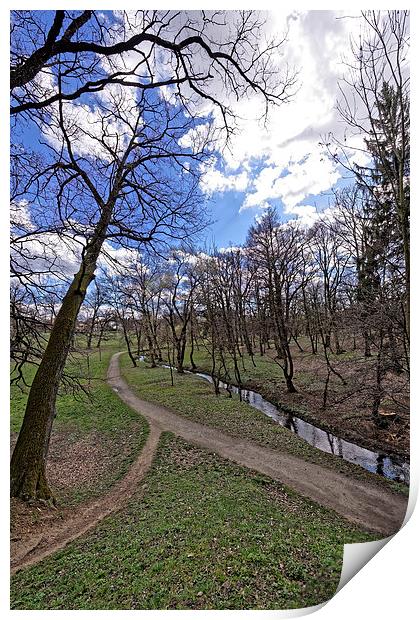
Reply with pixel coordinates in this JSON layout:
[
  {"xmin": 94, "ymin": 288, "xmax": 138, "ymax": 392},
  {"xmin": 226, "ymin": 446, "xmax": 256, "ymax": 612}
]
[
  {"xmin": 10, "ymin": 204, "xmax": 112, "ymax": 500},
  {"xmin": 10, "ymin": 264, "xmax": 94, "ymax": 499}
]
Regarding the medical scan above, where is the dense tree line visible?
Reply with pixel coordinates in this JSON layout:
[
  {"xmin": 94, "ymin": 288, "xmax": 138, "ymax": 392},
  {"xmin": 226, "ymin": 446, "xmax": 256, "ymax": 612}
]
[{"xmin": 97, "ymin": 174, "xmax": 408, "ymax": 424}]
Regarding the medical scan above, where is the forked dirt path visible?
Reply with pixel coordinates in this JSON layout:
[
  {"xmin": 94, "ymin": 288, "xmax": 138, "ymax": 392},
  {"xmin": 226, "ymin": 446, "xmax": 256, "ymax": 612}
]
[
  {"xmin": 12, "ymin": 352, "xmax": 408, "ymax": 574},
  {"xmin": 108, "ymin": 352, "xmax": 408, "ymax": 538},
  {"xmin": 11, "ymin": 425, "xmax": 161, "ymax": 575}
]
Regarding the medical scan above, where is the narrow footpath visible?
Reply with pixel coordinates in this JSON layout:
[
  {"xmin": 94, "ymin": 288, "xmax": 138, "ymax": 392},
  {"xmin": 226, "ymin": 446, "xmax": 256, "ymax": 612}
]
[
  {"xmin": 12, "ymin": 352, "xmax": 408, "ymax": 574},
  {"xmin": 108, "ymin": 352, "xmax": 408, "ymax": 538},
  {"xmin": 11, "ymin": 425, "xmax": 161, "ymax": 575}
]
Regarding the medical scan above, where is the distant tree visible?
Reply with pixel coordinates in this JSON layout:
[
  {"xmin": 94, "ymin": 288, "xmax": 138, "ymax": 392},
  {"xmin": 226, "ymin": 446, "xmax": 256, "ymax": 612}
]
[
  {"xmin": 130, "ymin": 258, "xmax": 163, "ymax": 368},
  {"xmin": 84, "ymin": 279, "xmax": 108, "ymax": 349},
  {"xmin": 308, "ymin": 221, "xmax": 350, "ymax": 355},
  {"xmin": 246, "ymin": 209, "xmax": 308, "ymax": 393},
  {"xmin": 161, "ymin": 250, "xmax": 200, "ymax": 374}
]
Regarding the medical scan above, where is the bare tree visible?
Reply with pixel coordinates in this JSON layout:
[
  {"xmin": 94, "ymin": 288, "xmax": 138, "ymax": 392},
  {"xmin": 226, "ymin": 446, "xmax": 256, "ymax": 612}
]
[
  {"xmin": 247, "ymin": 209, "xmax": 308, "ymax": 393},
  {"xmin": 308, "ymin": 220, "xmax": 350, "ymax": 355},
  {"xmin": 11, "ymin": 10, "xmax": 296, "ymax": 501},
  {"xmin": 161, "ymin": 250, "xmax": 200, "ymax": 374},
  {"xmin": 106, "ymin": 273, "xmax": 140, "ymax": 368},
  {"xmin": 10, "ymin": 10, "xmax": 295, "ymax": 124},
  {"xmin": 131, "ymin": 258, "xmax": 163, "ymax": 368},
  {"xmin": 83, "ymin": 279, "xmax": 108, "ymax": 349},
  {"xmin": 11, "ymin": 92, "xmax": 206, "ymax": 500}
]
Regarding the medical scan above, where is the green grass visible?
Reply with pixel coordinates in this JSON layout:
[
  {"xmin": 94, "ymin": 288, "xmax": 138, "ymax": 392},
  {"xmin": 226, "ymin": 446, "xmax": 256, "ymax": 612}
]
[
  {"xmin": 120, "ymin": 354, "xmax": 408, "ymax": 496},
  {"xmin": 11, "ymin": 434, "xmax": 374, "ymax": 610},
  {"xmin": 11, "ymin": 337, "xmax": 126, "ymax": 433},
  {"xmin": 10, "ymin": 343, "xmax": 149, "ymax": 505},
  {"xmin": 189, "ymin": 344, "xmax": 284, "ymax": 387},
  {"xmin": 185, "ymin": 343, "xmax": 368, "ymax": 414}
]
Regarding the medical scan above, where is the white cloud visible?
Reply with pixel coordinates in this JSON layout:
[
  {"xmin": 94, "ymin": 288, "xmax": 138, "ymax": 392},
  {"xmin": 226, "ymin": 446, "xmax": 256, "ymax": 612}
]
[
  {"xmin": 42, "ymin": 96, "xmax": 139, "ymax": 162},
  {"xmin": 11, "ymin": 232, "xmax": 83, "ymax": 284},
  {"xmin": 241, "ymin": 150, "xmax": 340, "ymax": 211},
  {"xmin": 178, "ymin": 123, "xmax": 213, "ymax": 154},
  {"xmin": 42, "ymin": 74, "xmax": 142, "ymax": 162},
  {"xmin": 159, "ymin": 84, "xmax": 178, "ymax": 105},
  {"xmin": 10, "ymin": 200, "xmax": 35, "ymax": 232},
  {"xmin": 285, "ymin": 204, "xmax": 319, "ymax": 227},
  {"xmin": 11, "ymin": 207, "xmax": 142, "ymax": 285},
  {"xmin": 36, "ymin": 10, "xmax": 374, "ymax": 234},
  {"xmin": 98, "ymin": 243, "xmax": 142, "ymax": 275},
  {"xmin": 197, "ymin": 10, "xmax": 367, "ymax": 218},
  {"xmin": 199, "ymin": 158, "xmax": 249, "ymax": 196},
  {"xmin": 219, "ymin": 245, "xmax": 243, "ymax": 254}
]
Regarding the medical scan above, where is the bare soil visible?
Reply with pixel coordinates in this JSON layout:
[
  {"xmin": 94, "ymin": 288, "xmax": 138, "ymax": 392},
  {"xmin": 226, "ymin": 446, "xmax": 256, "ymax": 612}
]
[
  {"xmin": 11, "ymin": 425, "xmax": 161, "ymax": 575},
  {"xmin": 10, "ymin": 429, "xmax": 118, "ymax": 565},
  {"xmin": 10, "ymin": 426, "xmax": 143, "ymax": 506}
]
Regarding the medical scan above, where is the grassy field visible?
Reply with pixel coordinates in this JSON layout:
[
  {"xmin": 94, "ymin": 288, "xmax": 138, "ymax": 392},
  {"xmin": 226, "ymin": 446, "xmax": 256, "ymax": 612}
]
[
  {"xmin": 9, "ymin": 340, "xmax": 403, "ymax": 610},
  {"xmin": 120, "ymin": 354, "xmax": 407, "ymax": 495},
  {"xmin": 11, "ymin": 433, "xmax": 374, "ymax": 610},
  {"xmin": 10, "ymin": 341, "xmax": 149, "ymax": 505}
]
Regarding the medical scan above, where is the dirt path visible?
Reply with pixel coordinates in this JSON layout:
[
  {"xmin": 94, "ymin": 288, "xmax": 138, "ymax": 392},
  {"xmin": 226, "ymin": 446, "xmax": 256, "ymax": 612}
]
[
  {"xmin": 108, "ymin": 353, "xmax": 408, "ymax": 537},
  {"xmin": 11, "ymin": 425, "xmax": 161, "ymax": 575},
  {"xmin": 12, "ymin": 352, "xmax": 408, "ymax": 574}
]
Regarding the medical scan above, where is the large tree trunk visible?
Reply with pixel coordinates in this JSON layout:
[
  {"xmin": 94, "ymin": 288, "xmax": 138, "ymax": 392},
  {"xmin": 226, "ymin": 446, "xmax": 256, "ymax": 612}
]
[
  {"xmin": 10, "ymin": 206, "xmax": 112, "ymax": 501},
  {"xmin": 363, "ymin": 330, "xmax": 371, "ymax": 358},
  {"xmin": 10, "ymin": 266, "xmax": 94, "ymax": 500},
  {"xmin": 120, "ymin": 317, "xmax": 137, "ymax": 368},
  {"xmin": 397, "ymin": 159, "xmax": 410, "ymax": 341},
  {"xmin": 189, "ymin": 324, "xmax": 197, "ymax": 371},
  {"xmin": 146, "ymin": 331, "xmax": 157, "ymax": 368},
  {"xmin": 333, "ymin": 328, "xmax": 344, "ymax": 355},
  {"xmin": 372, "ymin": 333, "xmax": 387, "ymax": 428},
  {"xmin": 96, "ymin": 318, "xmax": 109, "ymax": 348},
  {"xmin": 283, "ymin": 349, "xmax": 297, "ymax": 393}
]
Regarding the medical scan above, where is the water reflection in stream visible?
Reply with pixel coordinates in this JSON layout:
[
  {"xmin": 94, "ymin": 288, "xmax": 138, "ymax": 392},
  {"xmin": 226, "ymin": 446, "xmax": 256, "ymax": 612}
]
[
  {"xmin": 196, "ymin": 373, "xmax": 409, "ymax": 485},
  {"xmin": 141, "ymin": 357, "xmax": 409, "ymax": 484}
]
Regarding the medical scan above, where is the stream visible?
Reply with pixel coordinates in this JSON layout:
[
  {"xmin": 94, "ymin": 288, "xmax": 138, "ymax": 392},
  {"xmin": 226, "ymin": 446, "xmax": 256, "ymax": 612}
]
[{"xmin": 140, "ymin": 357, "xmax": 409, "ymax": 484}]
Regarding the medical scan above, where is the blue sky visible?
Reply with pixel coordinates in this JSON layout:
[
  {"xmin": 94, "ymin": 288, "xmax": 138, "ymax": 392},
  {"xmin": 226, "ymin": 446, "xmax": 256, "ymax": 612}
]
[
  {"xmin": 202, "ymin": 176, "xmax": 352, "ymax": 248},
  {"xmin": 11, "ymin": 9, "xmax": 370, "ymax": 254}
]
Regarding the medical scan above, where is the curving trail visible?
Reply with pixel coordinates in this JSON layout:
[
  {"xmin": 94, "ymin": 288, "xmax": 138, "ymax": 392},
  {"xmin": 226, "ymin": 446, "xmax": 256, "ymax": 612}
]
[
  {"xmin": 12, "ymin": 352, "xmax": 408, "ymax": 574},
  {"xmin": 108, "ymin": 352, "xmax": 408, "ymax": 538},
  {"xmin": 11, "ymin": 424, "xmax": 161, "ymax": 575}
]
